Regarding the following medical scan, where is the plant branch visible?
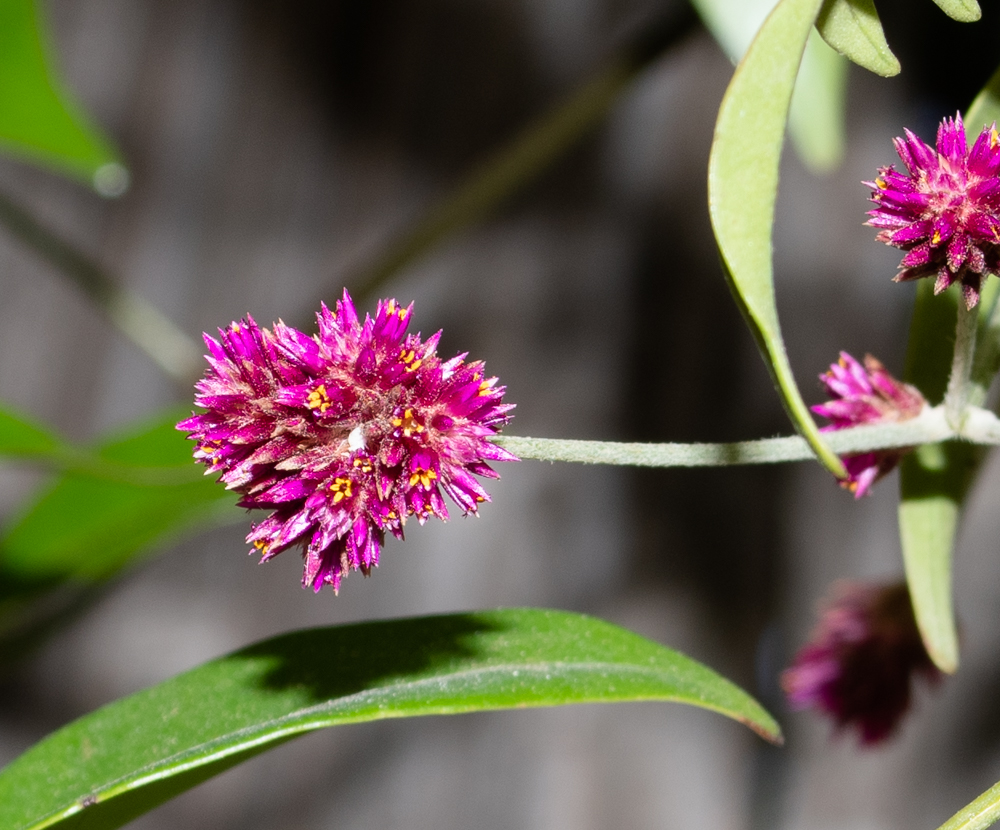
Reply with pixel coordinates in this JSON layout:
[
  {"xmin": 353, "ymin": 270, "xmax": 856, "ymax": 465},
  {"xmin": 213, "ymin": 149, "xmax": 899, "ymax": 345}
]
[
  {"xmin": 492, "ymin": 405, "xmax": 1000, "ymax": 467},
  {"xmin": 0, "ymin": 187, "xmax": 203, "ymax": 383},
  {"xmin": 309, "ymin": 6, "xmax": 700, "ymax": 315}
]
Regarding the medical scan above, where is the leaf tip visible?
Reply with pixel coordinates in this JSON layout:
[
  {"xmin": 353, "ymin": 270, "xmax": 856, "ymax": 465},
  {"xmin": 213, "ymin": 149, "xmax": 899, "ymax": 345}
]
[
  {"xmin": 745, "ymin": 717, "xmax": 784, "ymax": 746},
  {"xmin": 874, "ymin": 55, "xmax": 902, "ymax": 78},
  {"xmin": 926, "ymin": 639, "xmax": 959, "ymax": 675},
  {"xmin": 93, "ymin": 162, "xmax": 130, "ymax": 198}
]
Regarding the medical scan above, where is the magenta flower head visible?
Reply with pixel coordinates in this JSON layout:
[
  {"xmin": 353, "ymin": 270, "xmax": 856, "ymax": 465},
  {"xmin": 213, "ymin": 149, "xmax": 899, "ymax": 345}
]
[
  {"xmin": 178, "ymin": 289, "xmax": 517, "ymax": 593},
  {"xmin": 782, "ymin": 582, "xmax": 941, "ymax": 746},
  {"xmin": 866, "ymin": 113, "xmax": 1000, "ymax": 309},
  {"xmin": 812, "ymin": 352, "xmax": 925, "ymax": 498}
]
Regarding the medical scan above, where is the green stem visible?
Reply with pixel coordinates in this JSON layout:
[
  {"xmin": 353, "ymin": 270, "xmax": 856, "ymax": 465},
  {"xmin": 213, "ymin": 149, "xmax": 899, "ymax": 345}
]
[
  {"xmin": 944, "ymin": 299, "xmax": 979, "ymax": 429},
  {"xmin": 935, "ymin": 778, "xmax": 1000, "ymax": 830},
  {"xmin": 493, "ymin": 404, "xmax": 1000, "ymax": 467}
]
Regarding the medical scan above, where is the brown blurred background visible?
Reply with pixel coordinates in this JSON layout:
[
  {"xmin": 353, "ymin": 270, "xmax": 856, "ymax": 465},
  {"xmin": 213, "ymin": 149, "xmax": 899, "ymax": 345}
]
[{"xmin": 2, "ymin": 1, "xmax": 1000, "ymax": 828}]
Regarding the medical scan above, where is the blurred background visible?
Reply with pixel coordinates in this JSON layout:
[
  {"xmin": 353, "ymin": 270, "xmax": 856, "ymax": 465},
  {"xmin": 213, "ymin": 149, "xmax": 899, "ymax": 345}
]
[{"xmin": 2, "ymin": 0, "xmax": 1000, "ymax": 827}]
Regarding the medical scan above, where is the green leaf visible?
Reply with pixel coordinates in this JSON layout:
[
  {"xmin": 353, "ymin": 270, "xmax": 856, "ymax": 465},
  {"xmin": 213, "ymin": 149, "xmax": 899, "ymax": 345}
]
[
  {"xmin": 0, "ymin": 402, "xmax": 63, "ymax": 459},
  {"xmin": 0, "ymin": 0, "xmax": 126, "ymax": 193},
  {"xmin": 707, "ymin": 0, "xmax": 845, "ymax": 477},
  {"xmin": 895, "ymin": 77, "xmax": 1000, "ymax": 673},
  {"xmin": 965, "ymin": 60, "xmax": 1000, "ymax": 133},
  {"xmin": 930, "ymin": 0, "xmax": 981, "ymax": 22},
  {"xmin": 787, "ymin": 30, "xmax": 849, "ymax": 172},
  {"xmin": 934, "ymin": 777, "xmax": 1000, "ymax": 830},
  {"xmin": 0, "ymin": 608, "xmax": 781, "ymax": 830},
  {"xmin": 899, "ymin": 281, "xmax": 972, "ymax": 673},
  {"xmin": 816, "ymin": 0, "xmax": 900, "ymax": 76},
  {"xmin": 0, "ymin": 408, "xmax": 236, "ymax": 584},
  {"xmin": 691, "ymin": 0, "xmax": 849, "ymax": 174}
]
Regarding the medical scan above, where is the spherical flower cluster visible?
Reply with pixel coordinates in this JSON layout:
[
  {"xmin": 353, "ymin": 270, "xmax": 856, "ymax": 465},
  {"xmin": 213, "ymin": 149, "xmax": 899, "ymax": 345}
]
[
  {"xmin": 178, "ymin": 290, "xmax": 517, "ymax": 593},
  {"xmin": 866, "ymin": 113, "xmax": 1000, "ymax": 309},
  {"xmin": 812, "ymin": 352, "xmax": 925, "ymax": 498},
  {"xmin": 782, "ymin": 582, "xmax": 940, "ymax": 746}
]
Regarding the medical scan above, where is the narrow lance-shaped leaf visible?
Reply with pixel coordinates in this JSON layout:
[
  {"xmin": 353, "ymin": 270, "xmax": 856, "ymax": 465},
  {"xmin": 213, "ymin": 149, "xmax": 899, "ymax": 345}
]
[
  {"xmin": 0, "ymin": 608, "xmax": 782, "ymax": 830},
  {"xmin": 931, "ymin": 0, "xmax": 981, "ymax": 23},
  {"xmin": 816, "ymin": 0, "xmax": 900, "ymax": 77},
  {"xmin": 897, "ymin": 76, "xmax": 1000, "ymax": 674},
  {"xmin": 0, "ymin": 0, "xmax": 126, "ymax": 193},
  {"xmin": 707, "ymin": 0, "xmax": 845, "ymax": 476}
]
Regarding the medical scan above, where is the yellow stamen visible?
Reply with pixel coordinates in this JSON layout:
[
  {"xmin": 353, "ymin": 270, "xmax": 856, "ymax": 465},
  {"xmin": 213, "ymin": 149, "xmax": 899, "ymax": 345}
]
[
  {"xmin": 932, "ymin": 230, "xmax": 941, "ymax": 245},
  {"xmin": 330, "ymin": 476, "xmax": 353, "ymax": 504},
  {"xmin": 409, "ymin": 468, "xmax": 438, "ymax": 489},
  {"xmin": 306, "ymin": 384, "xmax": 333, "ymax": 413},
  {"xmin": 399, "ymin": 347, "xmax": 423, "ymax": 372},
  {"xmin": 391, "ymin": 408, "xmax": 424, "ymax": 437},
  {"xmin": 353, "ymin": 457, "xmax": 373, "ymax": 473},
  {"xmin": 386, "ymin": 299, "xmax": 406, "ymax": 320},
  {"xmin": 875, "ymin": 177, "xmax": 887, "ymax": 190}
]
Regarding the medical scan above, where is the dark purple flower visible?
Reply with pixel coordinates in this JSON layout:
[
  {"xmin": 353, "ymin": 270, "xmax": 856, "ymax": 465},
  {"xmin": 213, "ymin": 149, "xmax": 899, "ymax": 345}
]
[
  {"xmin": 782, "ymin": 582, "xmax": 940, "ymax": 746},
  {"xmin": 178, "ymin": 290, "xmax": 517, "ymax": 593},
  {"xmin": 812, "ymin": 352, "xmax": 925, "ymax": 498},
  {"xmin": 866, "ymin": 113, "xmax": 1000, "ymax": 309}
]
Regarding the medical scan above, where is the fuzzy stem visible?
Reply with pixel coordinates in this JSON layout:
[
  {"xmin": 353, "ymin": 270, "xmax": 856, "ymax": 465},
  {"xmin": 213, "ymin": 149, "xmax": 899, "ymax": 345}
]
[
  {"xmin": 492, "ymin": 405, "xmax": 1000, "ymax": 467},
  {"xmin": 944, "ymin": 299, "xmax": 979, "ymax": 430}
]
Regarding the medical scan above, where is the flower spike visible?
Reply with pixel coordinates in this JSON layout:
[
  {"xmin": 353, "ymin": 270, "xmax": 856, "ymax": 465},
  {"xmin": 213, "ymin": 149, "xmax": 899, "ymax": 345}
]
[
  {"xmin": 812, "ymin": 352, "xmax": 924, "ymax": 498},
  {"xmin": 179, "ymin": 289, "xmax": 517, "ymax": 593},
  {"xmin": 866, "ymin": 113, "xmax": 1000, "ymax": 309},
  {"xmin": 782, "ymin": 582, "xmax": 941, "ymax": 746}
]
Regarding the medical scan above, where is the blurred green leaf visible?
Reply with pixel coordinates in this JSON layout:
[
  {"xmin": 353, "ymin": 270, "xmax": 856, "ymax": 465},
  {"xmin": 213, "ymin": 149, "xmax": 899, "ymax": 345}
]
[
  {"xmin": 816, "ymin": 0, "xmax": 900, "ymax": 76},
  {"xmin": 0, "ymin": 402, "xmax": 63, "ymax": 458},
  {"xmin": 690, "ymin": 0, "xmax": 778, "ymax": 62},
  {"xmin": 707, "ymin": 0, "xmax": 845, "ymax": 477},
  {"xmin": 788, "ymin": 30, "xmax": 848, "ymax": 172},
  {"xmin": 692, "ymin": 0, "xmax": 849, "ymax": 173},
  {"xmin": 0, "ymin": 608, "xmax": 781, "ymax": 830},
  {"xmin": 931, "ymin": 0, "xmax": 981, "ymax": 22},
  {"xmin": 0, "ymin": 408, "xmax": 236, "ymax": 583},
  {"xmin": 0, "ymin": 0, "xmax": 126, "ymax": 192},
  {"xmin": 966, "ymin": 60, "xmax": 1000, "ymax": 132}
]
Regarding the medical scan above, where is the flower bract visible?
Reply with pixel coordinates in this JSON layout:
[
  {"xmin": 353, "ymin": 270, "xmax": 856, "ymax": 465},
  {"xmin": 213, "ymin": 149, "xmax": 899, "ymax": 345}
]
[
  {"xmin": 866, "ymin": 113, "xmax": 1000, "ymax": 309},
  {"xmin": 812, "ymin": 352, "xmax": 924, "ymax": 498},
  {"xmin": 782, "ymin": 582, "xmax": 940, "ymax": 746},
  {"xmin": 178, "ymin": 290, "xmax": 517, "ymax": 593}
]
